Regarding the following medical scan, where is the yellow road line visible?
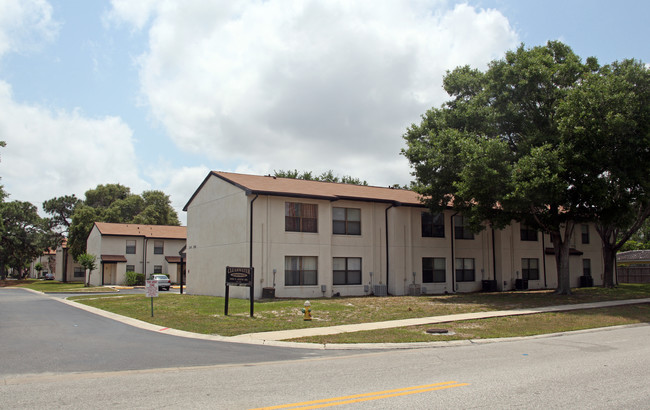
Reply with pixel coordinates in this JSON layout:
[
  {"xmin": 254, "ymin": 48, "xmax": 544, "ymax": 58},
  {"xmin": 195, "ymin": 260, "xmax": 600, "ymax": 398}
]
[{"xmin": 250, "ymin": 381, "xmax": 469, "ymax": 410}]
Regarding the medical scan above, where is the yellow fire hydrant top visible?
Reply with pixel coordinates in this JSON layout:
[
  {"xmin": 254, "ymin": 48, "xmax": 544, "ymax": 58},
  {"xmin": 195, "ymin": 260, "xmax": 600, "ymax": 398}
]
[{"xmin": 302, "ymin": 300, "xmax": 312, "ymax": 321}]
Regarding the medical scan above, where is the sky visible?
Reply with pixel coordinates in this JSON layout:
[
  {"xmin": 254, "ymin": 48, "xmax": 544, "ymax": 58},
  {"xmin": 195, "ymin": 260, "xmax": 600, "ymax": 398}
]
[{"xmin": 0, "ymin": 0, "xmax": 648, "ymax": 225}]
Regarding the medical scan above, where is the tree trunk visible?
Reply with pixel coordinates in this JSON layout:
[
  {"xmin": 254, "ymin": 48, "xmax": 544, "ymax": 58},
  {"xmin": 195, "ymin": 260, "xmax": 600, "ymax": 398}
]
[
  {"xmin": 551, "ymin": 225, "xmax": 573, "ymax": 295},
  {"xmin": 602, "ymin": 242, "xmax": 616, "ymax": 288}
]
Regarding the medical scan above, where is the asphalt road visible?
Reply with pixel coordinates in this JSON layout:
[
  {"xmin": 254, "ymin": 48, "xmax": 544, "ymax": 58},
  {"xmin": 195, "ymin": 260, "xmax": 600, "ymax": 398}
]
[
  {"xmin": 0, "ymin": 288, "xmax": 354, "ymax": 377},
  {"xmin": 2, "ymin": 288, "xmax": 649, "ymax": 409}
]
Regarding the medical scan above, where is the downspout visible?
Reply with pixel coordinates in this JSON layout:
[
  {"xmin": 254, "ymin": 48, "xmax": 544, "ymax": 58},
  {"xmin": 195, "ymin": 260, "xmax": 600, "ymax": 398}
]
[
  {"xmin": 250, "ymin": 194, "xmax": 259, "ymax": 306},
  {"xmin": 385, "ymin": 203, "xmax": 394, "ymax": 294},
  {"xmin": 450, "ymin": 212, "xmax": 459, "ymax": 293},
  {"xmin": 250, "ymin": 195, "xmax": 259, "ymax": 268},
  {"xmin": 143, "ymin": 237, "xmax": 148, "ymax": 278},
  {"xmin": 491, "ymin": 225, "xmax": 496, "ymax": 283},
  {"xmin": 542, "ymin": 232, "xmax": 548, "ymax": 288},
  {"xmin": 62, "ymin": 246, "xmax": 68, "ymax": 283}
]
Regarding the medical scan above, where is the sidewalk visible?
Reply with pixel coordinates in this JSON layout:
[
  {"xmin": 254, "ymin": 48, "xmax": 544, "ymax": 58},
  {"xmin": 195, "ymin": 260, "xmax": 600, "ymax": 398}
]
[{"xmin": 228, "ymin": 298, "xmax": 650, "ymax": 343}]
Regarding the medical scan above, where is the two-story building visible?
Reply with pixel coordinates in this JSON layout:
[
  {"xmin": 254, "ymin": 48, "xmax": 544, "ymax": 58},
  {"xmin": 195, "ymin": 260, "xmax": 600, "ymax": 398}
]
[
  {"xmin": 85, "ymin": 222, "xmax": 187, "ymax": 286},
  {"xmin": 183, "ymin": 171, "xmax": 604, "ymax": 299}
]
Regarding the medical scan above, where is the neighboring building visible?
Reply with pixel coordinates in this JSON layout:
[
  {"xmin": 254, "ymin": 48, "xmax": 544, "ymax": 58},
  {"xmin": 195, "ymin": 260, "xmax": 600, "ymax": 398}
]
[
  {"xmin": 616, "ymin": 250, "xmax": 650, "ymax": 283},
  {"xmin": 85, "ymin": 222, "xmax": 187, "ymax": 286},
  {"xmin": 54, "ymin": 239, "xmax": 85, "ymax": 282},
  {"xmin": 183, "ymin": 171, "xmax": 604, "ymax": 299},
  {"xmin": 29, "ymin": 248, "xmax": 57, "ymax": 278}
]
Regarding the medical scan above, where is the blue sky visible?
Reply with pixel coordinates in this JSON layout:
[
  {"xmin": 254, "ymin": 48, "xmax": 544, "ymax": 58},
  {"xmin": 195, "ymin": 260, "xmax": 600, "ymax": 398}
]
[{"xmin": 0, "ymin": 0, "xmax": 648, "ymax": 224}]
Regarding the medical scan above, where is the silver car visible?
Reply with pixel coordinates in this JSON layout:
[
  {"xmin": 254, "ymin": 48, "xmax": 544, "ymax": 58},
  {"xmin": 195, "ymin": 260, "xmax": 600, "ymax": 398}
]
[{"xmin": 152, "ymin": 274, "xmax": 171, "ymax": 291}]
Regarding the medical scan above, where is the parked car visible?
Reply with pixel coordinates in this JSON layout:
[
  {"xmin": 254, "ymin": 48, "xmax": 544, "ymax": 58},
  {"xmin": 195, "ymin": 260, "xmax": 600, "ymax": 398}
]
[
  {"xmin": 44, "ymin": 273, "xmax": 54, "ymax": 280},
  {"xmin": 151, "ymin": 274, "xmax": 171, "ymax": 291}
]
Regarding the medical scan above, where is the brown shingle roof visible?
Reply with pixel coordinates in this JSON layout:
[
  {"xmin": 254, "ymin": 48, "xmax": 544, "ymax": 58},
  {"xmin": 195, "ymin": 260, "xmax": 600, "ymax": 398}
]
[
  {"xmin": 94, "ymin": 222, "xmax": 186, "ymax": 239},
  {"xmin": 184, "ymin": 171, "xmax": 425, "ymax": 210}
]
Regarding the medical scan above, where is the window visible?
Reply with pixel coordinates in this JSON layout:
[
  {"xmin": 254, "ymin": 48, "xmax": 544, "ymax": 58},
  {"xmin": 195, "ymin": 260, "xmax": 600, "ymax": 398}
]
[
  {"xmin": 422, "ymin": 212, "xmax": 444, "ymax": 238},
  {"xmin": 73, "ymin": 267, "xmax": 85, "ymax": 278},
  {"xmin": 583, "ymin": 259, "xmax": 591, "ymax": 276},
  {"xmin": 285, "ymin": 256, "xmax": 318, "ymax": 286},
  {"xmin": 285, "ymin": 202, "xmax": 318, "ymax": 233},
  {"xmin": 455, "ymin": 258, "xmax": 475, "ymax": 282},
  {"xmin": 126, "ymin": 240, "xmax": 136, "ymax": 254},
  {"xmin": 423, "ymin": 258, "xmax": 446, "ymax": 283},
  {"xmin": 126, "ymin": 265, "xmax": 135, "ymax": 272},
  {"xmin": 154, "ymin": 240, "xmax": 164, "ymax": 254},
  {"xmin": 153, "ymin": 265, "xmax": 162, "ymax": 274},
  {"xmin": 521, "ymin": 258, "xmax": 539, "ymax": 280},
  {"xmin": 454, "ymin": 216, "xmax": 474, "ymax": 239},
  {"xmin": 520, "ymin": 224, "xmax": 538, "ymax": 241},
  {"xmin": 333, "ymin": 257, "xmax": 362, "ymax": 285},
  {"xmin": 333, "ymin": 208, "xmax": 361, "ymax": 235},
  {"xmin": 581, "ymin": 224, "xmax": 590, "ymax": 244}
]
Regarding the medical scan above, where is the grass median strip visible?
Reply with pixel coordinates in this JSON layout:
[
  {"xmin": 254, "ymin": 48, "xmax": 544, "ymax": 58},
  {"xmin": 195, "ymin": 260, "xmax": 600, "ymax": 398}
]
[
  {"xmin": 55, "ymin": 283, "xmax": 650, "ymax": 340},
  {"xmin": 287, "ymin": 303, "xmax": 650, "ymax": 344}
]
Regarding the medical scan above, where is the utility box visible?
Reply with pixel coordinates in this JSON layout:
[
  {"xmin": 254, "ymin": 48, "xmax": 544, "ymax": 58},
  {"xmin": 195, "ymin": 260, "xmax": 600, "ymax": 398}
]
[
  {"xmin": 515, "ymin": 279, "xmax": 529, "ymax": 290},
  {"xmin": 373, "ymin": 284, "xmax": 387, "ymax": 296},
  {"xmin": 579, "ymin": 276, "xmax": 593, "ymax": 287}
]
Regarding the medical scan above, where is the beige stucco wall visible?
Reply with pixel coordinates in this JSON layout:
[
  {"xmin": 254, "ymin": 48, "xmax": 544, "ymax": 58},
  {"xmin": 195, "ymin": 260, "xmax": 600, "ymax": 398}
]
[
  {"xmin": 185, "ymin": 176, "xmax": 606, "ymax": 299},
  {"xmin": 54, "ymin": 246, "xmax": 84, "ymax": 282},
  {"xmin": 86, "ymin": 225, "xmax": 187, "ymax": 286},
  {"xmin": 186, "ymin": 176, "xmax": 249, "ymax": 296}
]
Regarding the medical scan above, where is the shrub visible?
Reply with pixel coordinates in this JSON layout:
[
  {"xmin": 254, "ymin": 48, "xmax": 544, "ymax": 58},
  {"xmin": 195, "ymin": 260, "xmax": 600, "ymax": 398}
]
[{"xmin": 125, "ymin": 271, "xmax": 145, "ymax": 286}]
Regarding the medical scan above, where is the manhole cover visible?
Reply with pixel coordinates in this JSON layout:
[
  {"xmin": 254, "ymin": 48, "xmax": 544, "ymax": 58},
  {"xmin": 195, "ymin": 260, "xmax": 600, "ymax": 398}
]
[{"xmin": 426, "ymin": 328, "xmax": 449, "ymax": 334}]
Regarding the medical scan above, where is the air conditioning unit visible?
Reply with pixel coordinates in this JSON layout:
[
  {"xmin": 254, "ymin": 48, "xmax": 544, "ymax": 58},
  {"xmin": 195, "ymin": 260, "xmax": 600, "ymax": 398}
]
[
  {"xmin": 373, "ymin": 284, "xmax": 387, "ymax": 296},
  {"xmin": 408, "ymin": 284, "xmax": 421, "ymax": 296}
]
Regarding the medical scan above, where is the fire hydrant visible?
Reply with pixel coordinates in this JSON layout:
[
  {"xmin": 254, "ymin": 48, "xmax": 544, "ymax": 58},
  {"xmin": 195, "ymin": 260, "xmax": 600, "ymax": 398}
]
[{"xmin": 301, "ymin": 300, "xmax": 312, "ymax": 321}]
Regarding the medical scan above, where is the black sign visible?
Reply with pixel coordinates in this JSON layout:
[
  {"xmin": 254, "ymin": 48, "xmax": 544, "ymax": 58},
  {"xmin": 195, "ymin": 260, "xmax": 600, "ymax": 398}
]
[{"xmin": 226, "ymin": 266, "xmax": 252, "ymax": 286}]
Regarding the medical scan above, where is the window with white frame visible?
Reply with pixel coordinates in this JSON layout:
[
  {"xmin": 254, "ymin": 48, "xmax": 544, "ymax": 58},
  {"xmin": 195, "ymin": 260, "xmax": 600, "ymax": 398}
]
[
  {"xmin": 153, "ymin": 265, "xmax": 162, "ymax": 274},
  {"xmin": 73, "ymin": 267, "xmax": 85, "ymax": 278},
  {"xmin": 285, "ymin": 256, "xmax": 318, "ymax": 286},
  {"xmin": 455, "ymin": 258, "xmax": 475, "ymax": 282},
  {"xmin": 454, "ymin": 216, "xmax": 474, "ymax": 240},
  {"xmin": 583, "ymin": 259, "xmax": 591, "ymax": 276},
  {"xmin": 422, "ymin": 212, "xmax": 444, "ymax": 238},
  {"xmin": 126, "ymin": 239, "xmax": 136, "ymax": 254},
  {"xmin": 333, "ymin": 208, "xmax": 361, "ymax": 235},
  {"xmin": 521, "ymin": 258, "xmax": 539, "ymax": 280},
  {"xmin": 423, "ymin": 257, "xmax": 446, "ymax": 283},
  {"xmin": 126, "ymin": 265, "xmax": 135, "ymax": 272},
  {"xmin": 520, "ymin": 224, "xmax": 538, "ymax": 241},
  {"xmin": 581, "ymin": 224, "xmax": 590, "ymax": 244},
  {"xmin": 285, "ymin": 202, "xmax": 318, "ymax": 233},
  {"xmin": 154, "ymin": 240, "xmax": 164, "ymax": 254},
  {"xmin": 333, "ymin": 257, "xmax": 361, "ymax": 285}
]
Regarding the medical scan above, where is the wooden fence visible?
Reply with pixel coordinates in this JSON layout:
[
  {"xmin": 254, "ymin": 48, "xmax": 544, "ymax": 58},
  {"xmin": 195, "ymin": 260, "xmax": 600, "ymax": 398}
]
[{"xmin": 617, "ymin": 266, "xmax": 650, "ymax": 284}]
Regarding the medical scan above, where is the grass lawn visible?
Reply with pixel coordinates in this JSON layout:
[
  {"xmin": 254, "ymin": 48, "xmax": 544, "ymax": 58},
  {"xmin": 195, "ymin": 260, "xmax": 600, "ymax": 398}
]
[
  {"xmin": 2, "ymin": 279, "xmax": 117, "ymax": 293},
  {"xmin": 289, "ymin": 304, "xmax": 650, "ymax": 344},
  {"xmin": 66, "ymin": 283, "xmax": 650, "ymax": 340}
]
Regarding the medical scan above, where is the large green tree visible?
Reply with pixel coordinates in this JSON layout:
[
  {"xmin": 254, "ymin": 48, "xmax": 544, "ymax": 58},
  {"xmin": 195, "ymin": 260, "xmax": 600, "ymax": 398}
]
[
  {"xmin": 0, "ymin": 200, "xmax": 56, "ymax": 279},
  {"xmin": 403, "ymin": 41, "xmax": 599, "ymax": 295},
  {"xmin": 557, "ymin": 59, "xmax": 650, "ymax": 287},
  {"xmin": 273, "ymin": 169, "xmax": 368, "ymax": 185},
  {"xmin": 66, "ymin": 185, "xmax": 180, "ymax": 259}
]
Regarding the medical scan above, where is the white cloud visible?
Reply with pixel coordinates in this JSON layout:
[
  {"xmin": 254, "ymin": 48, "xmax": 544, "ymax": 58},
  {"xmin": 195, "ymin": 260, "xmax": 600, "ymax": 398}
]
[
  {"xmin": 0, "ymin": 0, "xmax": 59, "ymax": 58},
  {"xmin": 110, "ymin": 0, "xmax": 518, "ymax": 187},
  {"xmin": 0, "ymin": 81, "xmax": 148, "ymax": 207}
]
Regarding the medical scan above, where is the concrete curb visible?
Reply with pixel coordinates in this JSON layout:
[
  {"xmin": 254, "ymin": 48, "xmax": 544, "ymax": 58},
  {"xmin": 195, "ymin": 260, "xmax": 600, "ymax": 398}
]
[{"xmin": 29, "ymin": 288, "xmax": 650, "ymax": 350}]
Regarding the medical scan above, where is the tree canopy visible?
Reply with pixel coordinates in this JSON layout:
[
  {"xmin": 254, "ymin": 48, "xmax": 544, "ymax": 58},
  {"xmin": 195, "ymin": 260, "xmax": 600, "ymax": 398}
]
[
  {"xmin": 273, "ymin": 169, "xmax": 368, "ymax": 186},
  {"xmin": 403, "ymin": 41, "xmax": 650, "ymax": 294},
  {"xmin": 66, "ymin": 185, "xmax": 180, "ymax": 259},
  {"xmin": 0, "ymin": 142, "xmax": 58, "ymax": 278}
]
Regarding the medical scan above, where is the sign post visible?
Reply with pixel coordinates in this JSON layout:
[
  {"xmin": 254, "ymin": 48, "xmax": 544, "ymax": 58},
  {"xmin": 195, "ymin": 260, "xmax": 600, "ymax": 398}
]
[
  {"xmin": 224, "ymin": 266, "xmax": 254, "ymax": 317},
  {"xmin": 145, "ymin": 279, "xmax": 159, "ymax": 317}
]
